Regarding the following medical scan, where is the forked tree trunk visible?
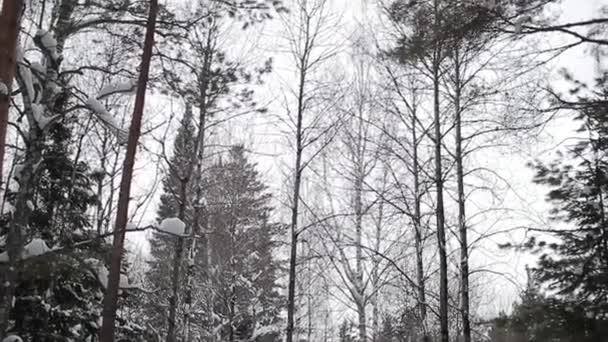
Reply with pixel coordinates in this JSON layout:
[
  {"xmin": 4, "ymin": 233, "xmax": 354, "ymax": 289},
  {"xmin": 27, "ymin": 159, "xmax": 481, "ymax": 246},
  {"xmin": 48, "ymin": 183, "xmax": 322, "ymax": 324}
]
[{"xmin": 99, "ymin": 0, "xmax": 158, "ymax": 340}]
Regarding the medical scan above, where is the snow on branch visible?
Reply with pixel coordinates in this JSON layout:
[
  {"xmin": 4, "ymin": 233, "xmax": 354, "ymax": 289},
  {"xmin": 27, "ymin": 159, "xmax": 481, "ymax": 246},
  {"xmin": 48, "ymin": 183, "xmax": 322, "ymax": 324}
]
[
  {"xmin": 31, "ymin": 104, "xmax": 58, "ymax": 129},
  {"xmin": 96, "ymin": 80, "xmax": 137, "ymax": 100},
  {"xmin": 35, "ymin": 29, "xmax": 60, "ymax": 63},
  {"xmin": 158, "ymin": 217, "xmax": 187, "ymax": 236},
  {"xmin": 0, "ymin": 238, "xmax": 52, "ymax": 262},
  {"xmin": 85, "ymin": 96, "xmax": 129, "ymax": 144}
]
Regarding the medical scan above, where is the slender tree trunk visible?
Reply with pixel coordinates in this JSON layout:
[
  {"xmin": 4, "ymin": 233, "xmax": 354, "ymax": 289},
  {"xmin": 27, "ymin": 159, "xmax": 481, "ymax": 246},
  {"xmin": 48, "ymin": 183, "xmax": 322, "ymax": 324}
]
[
  {"xmin": 432, "ymin": 1, "xmax": 448, "ymax": 339},
  {"xmin": 99, "ymin": 1, "xmax": 157, "ymax": 340},
  {"xmin": 285, "ymin": 59, "xmax": 306, "ymax": 342},
  {"xmin": 0, "ymin": 0, "xmax": 23, "ymax": 190},
  {"xmin": 454, "ymin": 52, "xmax": 471, "ymax": 342},
  {"xmin": 371, "ymin": 192, "xmax": 383, "ymax": 342},
  {"xmin": 166, "ymin": 180, "xmax": 188, "ymax": 342},
  {"xmin": 185, "ymin": 47, "xmax": 212, "ymax": 340},
  {"xmin": 354, "ymin": 144, "xmax": 366, "ymax": 342},
  {"xmin": 410, "ymin": 90, "xmax": 429, "ymax": 342}
]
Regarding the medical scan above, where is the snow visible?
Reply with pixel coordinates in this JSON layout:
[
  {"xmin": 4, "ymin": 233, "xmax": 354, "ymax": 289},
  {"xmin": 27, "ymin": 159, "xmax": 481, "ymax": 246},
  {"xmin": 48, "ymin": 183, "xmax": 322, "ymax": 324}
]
[
  {"xmin": 119, "ymin": 274, "xmax": 129, "ymax": 288},
  {"xmin": 2, "ymin": 202, "xmax": 15, "ymax": 214},
  {"xmin": 0, "ymin": 82, "xmax": 7, "ymax": 96},
  {"xmin": 90, "ymin": 260, "xmax": 130, "ymax": 289},
  {"xmin": 85, "ymin": 96, "xmax": 128, "ymax": 144},
  {"xmin": 29, "ymin": 62, "xmax": 46, "ymax": 75},
  {"xmin": 2, "ymin": 336, "xmax": 23, "ymax": 342},
  {"xmin": 32, "ymin": 104, "xmax": 57, "ymax": 128},
  {"xmin": 97, "ymin": 80, "xmax": 137, "ymax": 99},
  {"xmin": 23, "ymin": 238, "xmax": 51, "ymax": 258},
  {"xmin": 36, "ymin": 30, "xmax": 57, "ymax": 50},
  {"xmin": 158, "ymin": 217, "xmax": 187, "ymax": 236},
  {"xmin": 250, "ymin": 323, "xmax": 279, "ymax": 339},
  {"xmin": 91, "ymin": 167, "xmax": 105, "ymax": 175},
  {"xmin": 96, "ymin": 264, "xmax": 109, "ymax": 288},
  {"xmin": 480, "ymin": 0, "xmax": 496, "ymax": 9},
  {"xmin": 36, "ymin": 30, "xmax": 59, "ymax": 61},
  {"xmin": 7, "ymin": 180, "xmax": 19, "ymax": 192},
  {"xmin": 18, "ymin": 65, "xmax": 34, "ymax": 100},
  {"xmin": 86, "ymin": 96, "xmax": 107, "ymax": 114},
  {"xmin": 514, "ymin": 15, "xmax": 531, "ymax": 34}
]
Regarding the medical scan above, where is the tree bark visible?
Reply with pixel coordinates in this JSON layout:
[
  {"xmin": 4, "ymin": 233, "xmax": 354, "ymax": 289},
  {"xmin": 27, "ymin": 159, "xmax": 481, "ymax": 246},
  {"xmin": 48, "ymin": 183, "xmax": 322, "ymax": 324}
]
[
  {"xmin": 0, "ymin": 0, "xmax": 25, "ymax": 333},
  {"xmin": 454, "ymin": 51, "xmax": 471, "ymax": 342},
  {"xmin": 0, "ymin": 0, "xmax": 23, "ymax": 190},
  {"xmin": 432, "ymin": 1, "xmax": 449, "ymax": 340},
  {"xmin": 409, "ymin": 86, "xmax": 429, "ymax": 342},
  {"xmin": 166, "ymin": 180, "xmax": 188, "ymax": 342},
  {"xmin": 99, "ymin": 0, "xmax": 158, "ymax": 340},
  {"xmin": 285, "ymin": 51, "xmax": 305, "ymax": 342},
  {"xmin": 354, "ymin": 116, "xmax": 366, "ymax": 342}
]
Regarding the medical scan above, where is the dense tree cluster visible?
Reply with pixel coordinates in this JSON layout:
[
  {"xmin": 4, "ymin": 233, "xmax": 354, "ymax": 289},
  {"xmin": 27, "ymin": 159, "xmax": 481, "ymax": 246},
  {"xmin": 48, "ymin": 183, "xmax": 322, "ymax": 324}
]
[{"xmin": 0, "ymin": 0, "xmax": 607, "ymax": 341}]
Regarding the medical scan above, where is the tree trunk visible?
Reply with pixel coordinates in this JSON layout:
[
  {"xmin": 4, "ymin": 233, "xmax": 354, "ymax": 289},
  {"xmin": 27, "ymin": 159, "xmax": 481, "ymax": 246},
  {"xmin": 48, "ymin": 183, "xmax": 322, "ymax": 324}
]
[
  {"xmin": 99, "ymin": 1, "xmax": 157, "ymax": 340},
  {"xmin": 285, "ymin": 41, "xmax": 306, "ymax": 342},
  {"xmin": 184, "ymin": 46, "xmax": 212, "ymax": 340},
  {"xmin": 0, "ymin": 0, "xmax": 23, "ymax": 190},
  {"xmin": 371, "ymin": 191, "xmax": 384, "ymax": 342},
  {"xmin": 354, "ymin": 136, "xmax": 366, "ymax": 342},
  {"xmin": 409, "ymin": 87, "xmax": 429, "ymax": 342},
  {"xmin": 432, "ymin": 0, "xmax": 448, "ymax": 339},
  {"xmin": 454, "ymin": 52, "xmax": 471, "ymax": 342},
  {"xmin": 166, "ymin": 180, "xmax": 188, "ymax": 342}
]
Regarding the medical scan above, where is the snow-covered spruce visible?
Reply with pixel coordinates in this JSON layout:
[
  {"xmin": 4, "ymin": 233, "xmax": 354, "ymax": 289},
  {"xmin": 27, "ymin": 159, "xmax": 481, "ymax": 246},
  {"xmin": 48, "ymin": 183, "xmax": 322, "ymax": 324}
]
[{"xmin": 158, "ymin": 217, "xmax": 187, "ymax": 236}]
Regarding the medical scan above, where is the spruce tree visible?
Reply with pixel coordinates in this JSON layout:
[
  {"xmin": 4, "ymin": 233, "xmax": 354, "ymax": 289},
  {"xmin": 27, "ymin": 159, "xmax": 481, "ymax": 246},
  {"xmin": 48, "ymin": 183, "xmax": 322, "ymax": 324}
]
[
  {"xmin": 529, "ymin": 75, "xmax": 608, "ymax": 316},
  {"xmin": 144, "ymin": 103, "xmax": 197, "ymax": 339},
  {"xmin": 1, "ymin": 117, "xmax": 149, "ymax": 340},
  {"xmin": 204, "ymin": 145, "xmax": 282, "ymax": 342}
]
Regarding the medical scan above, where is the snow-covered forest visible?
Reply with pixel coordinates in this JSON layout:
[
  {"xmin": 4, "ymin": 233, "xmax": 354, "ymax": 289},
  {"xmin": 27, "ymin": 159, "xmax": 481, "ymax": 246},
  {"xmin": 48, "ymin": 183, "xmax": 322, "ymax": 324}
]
[{"xmin": 0, "ymin": 0, "xmax": 607, "ymax": 341}]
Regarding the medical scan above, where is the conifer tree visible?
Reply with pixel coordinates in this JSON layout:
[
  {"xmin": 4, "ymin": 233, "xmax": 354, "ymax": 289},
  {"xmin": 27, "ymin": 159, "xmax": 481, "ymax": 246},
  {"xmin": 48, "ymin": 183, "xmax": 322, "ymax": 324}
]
[
  {"xmin": 203, "ymin": 145, "xmax": 282, "ymax": 342},
  {"xmin": 144, "ymin": 103, "xmax": 197, "ymax": 339},
  {"xmin": 529, "ymin": 75, "xmax": 608, "ymax": 316}
]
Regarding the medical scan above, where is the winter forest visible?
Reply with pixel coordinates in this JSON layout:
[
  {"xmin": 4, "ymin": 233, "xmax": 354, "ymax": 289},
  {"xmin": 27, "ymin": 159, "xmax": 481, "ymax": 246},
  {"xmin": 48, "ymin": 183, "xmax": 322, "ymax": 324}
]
[{"xmin": 1, "ymin": 0, "xmax": 608, "ymax": 341}]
